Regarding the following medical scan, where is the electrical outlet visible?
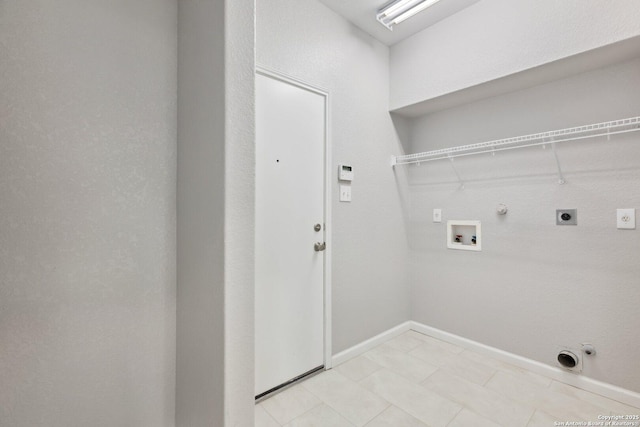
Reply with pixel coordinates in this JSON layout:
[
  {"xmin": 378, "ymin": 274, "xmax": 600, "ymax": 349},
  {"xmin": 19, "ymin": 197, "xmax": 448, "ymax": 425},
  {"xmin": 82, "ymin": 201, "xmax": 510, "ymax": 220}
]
[
  {"xmin": 433, "ymin": 209, "xmax": 442, "ymax": 223},
  {"xmin": 617, "ymin": 208, "xmax": 635, "ymax": 229}
]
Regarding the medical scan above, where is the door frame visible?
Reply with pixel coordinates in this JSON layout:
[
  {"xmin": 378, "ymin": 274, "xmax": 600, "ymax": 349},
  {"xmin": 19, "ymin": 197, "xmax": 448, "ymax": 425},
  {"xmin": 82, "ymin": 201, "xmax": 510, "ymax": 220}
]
[{"xmin": 255, "ymin": 66, "xmax": 333, "ymax": 370}]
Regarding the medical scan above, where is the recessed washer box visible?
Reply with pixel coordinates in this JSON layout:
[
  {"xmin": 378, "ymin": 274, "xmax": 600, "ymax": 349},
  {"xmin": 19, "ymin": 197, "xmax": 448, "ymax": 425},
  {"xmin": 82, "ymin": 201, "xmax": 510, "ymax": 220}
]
[{"xmin": 447, "ymin": 220, "xmax": 481, "ymax": 251}]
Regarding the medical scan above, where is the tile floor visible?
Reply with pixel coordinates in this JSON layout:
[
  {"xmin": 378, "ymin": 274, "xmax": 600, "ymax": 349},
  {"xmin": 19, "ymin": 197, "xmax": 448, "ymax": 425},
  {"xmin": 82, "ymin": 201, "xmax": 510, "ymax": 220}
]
[{"xmin": 255, "ymin": 331, "xmax": 640, "ymax": 427}]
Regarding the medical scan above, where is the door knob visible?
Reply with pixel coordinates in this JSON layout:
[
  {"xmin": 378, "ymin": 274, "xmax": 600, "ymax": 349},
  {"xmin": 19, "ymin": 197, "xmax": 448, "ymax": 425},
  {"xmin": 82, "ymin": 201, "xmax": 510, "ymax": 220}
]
[{"xmin": 314, "ymin": 242, "xmax": 326, "ymax": 252}]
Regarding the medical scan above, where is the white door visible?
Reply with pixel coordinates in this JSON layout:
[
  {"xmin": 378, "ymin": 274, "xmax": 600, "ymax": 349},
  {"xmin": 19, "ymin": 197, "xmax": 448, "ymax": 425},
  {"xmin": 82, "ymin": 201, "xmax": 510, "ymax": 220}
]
[{"xmin": 255, "ymin": 71, "xmax": 327, "ymax": 397}]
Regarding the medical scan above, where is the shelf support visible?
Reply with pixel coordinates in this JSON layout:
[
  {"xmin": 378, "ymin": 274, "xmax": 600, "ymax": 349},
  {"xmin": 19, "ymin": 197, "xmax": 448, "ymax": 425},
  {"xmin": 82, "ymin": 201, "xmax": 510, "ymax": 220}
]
[
  {"xmin": 550, "ymin": 139, "xmax": 566, "ymax": 185},
  {"xmin": 448, "ymin": 155, "xmax": 465, "ymax": 189}
]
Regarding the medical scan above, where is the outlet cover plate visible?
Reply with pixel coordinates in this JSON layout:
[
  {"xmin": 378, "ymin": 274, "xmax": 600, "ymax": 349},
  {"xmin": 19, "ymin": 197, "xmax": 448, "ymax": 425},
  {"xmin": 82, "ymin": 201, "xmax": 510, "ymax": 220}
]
[
  {"xmin": 433, "ymin": 209, "xmax": 442, "ymax": 223},
  {"xmin": 617, "ymin": 208, "xmax": 636, "ymax": 229}
]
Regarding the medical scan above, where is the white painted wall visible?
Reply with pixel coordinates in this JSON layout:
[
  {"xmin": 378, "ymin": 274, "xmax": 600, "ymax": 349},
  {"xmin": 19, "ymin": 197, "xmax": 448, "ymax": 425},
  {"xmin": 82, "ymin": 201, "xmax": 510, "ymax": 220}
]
[
  {"xmin": 407, "ymin": 58, "xmax": 640, "ymax": 393},
  {"xmin": 0, "ymin": 1, "xmax": 177, "ymax": 426},
  {"xmin": 257, "ymin": 0, "xmax": 411, "ymax": 354},
  {"xmin": 177, "ymin": 0, "xmax": 255, "ymax": 425},
  {"xmin": 223, "ymin": 0, "xmax": 256, "ymax": 424},
  {"xmin": 176, "ymin": 0, "xmax": 225, "ymax": 424},
  {"xmin": 390, "ymin": 0, "xmax": 640, "ymax": 110}
]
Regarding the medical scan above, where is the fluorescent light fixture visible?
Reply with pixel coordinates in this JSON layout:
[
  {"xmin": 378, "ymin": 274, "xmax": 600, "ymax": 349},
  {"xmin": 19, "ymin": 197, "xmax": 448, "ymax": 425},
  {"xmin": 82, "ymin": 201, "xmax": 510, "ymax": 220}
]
[{"xmin": 376, "ymin": 0, "xmax": 442, "ymax": 30}]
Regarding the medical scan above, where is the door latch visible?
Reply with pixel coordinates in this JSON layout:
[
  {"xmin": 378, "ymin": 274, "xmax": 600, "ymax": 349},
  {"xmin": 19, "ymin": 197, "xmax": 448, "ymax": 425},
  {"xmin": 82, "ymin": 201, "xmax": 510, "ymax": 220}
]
[{"xmin": 314, "ymin": 242, "xmax": 326, "ymax": 252}]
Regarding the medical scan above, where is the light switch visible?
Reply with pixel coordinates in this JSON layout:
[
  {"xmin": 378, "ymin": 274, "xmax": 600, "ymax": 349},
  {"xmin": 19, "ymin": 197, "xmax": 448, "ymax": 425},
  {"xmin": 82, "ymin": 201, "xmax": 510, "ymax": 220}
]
[
  {"xmin": 339, "ymin": 185, "xmax": 351, "ymax": 202},
  {"xmin": 617, "ymin": 208, "xmax": 635, "ymax": 229},
  {"xmin": 433, "ymin": 209, "xmax": 442, "ymax": 223}
]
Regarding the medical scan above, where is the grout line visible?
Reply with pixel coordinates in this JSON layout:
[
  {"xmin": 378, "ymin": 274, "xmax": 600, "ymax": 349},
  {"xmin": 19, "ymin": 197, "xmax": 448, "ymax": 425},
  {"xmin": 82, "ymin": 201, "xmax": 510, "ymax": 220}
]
[
  {"xmin": 282, "ymin": 399, "xmax": 326, "ymax": 426},
  {"xmin": 482, "ymin": 369, "xmax": 499, "ymax": 387},
  {"xmin": 352, "ymin": 363, "xmax": 384, "ymax": 385},
  {"xmin": 361, "ymin": 403, "xmax": 392, "ymax": 427},
  {"xmin": 298, "ymin": 373, "xmax": 387, "ymax": 427},
  {"xmin": 523, "ymin": 408, "xmax": 537, "ymax": 427},
  {"xmin": 418, "ymin": 366, "xmax": 440, "ymax": 387},
  {"xmin": 444, "ymin": 405, "xmax": 464, "ymax": 427},
  {"xmin": 256, "ymin": 403, "xmax": 283, "ymax": 427}
]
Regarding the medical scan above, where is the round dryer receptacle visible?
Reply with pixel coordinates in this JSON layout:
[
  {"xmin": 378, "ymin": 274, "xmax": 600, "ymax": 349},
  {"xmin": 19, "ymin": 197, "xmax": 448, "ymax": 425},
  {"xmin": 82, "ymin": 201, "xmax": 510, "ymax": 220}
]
[{"xmin": 557, "ymin": 350, "xmax": 579, "ymax": 369}]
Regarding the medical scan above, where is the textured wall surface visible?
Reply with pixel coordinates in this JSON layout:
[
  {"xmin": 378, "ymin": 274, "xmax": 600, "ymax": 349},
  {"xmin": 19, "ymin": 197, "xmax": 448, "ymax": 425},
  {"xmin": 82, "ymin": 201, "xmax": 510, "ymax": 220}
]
[
  {"xmin": 223, "ymin": 0, "xmax": 256, "ymax": 424},
  {"xmin": 0, "ymin": 1, "xmax": 177, "ymax": 426},
  {"xmin": 407, "ymin": 58, "xmax": 640, "ymax": 392},
  {"xmin": 176, "ymin": 0, "xmax": 225, "ymax": 425},
  {"xmin": 390, "ymin": 0, "xmax": 640, "ymax": 110},
  {"xmin": 257, "ymin": 0, "xmax": 411, "ymax": 354},
  {"xmin": 176, "ymin": 0, "xmax": 255, "ymax": 425}
]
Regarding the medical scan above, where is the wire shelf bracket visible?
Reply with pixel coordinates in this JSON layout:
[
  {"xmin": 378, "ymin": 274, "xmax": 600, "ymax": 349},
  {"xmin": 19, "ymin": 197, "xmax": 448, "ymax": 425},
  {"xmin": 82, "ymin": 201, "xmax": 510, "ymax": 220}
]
[
  {"xmin": 550, "ymin": 138, "xmax": 566, "ymax": 185},
  {"xmin": 390, "ymin": 116, "xmax": 640, "ymax": 185},
  {"xmin": 447, "ymin": 154, "xmax": 465, "ymax": 189}
]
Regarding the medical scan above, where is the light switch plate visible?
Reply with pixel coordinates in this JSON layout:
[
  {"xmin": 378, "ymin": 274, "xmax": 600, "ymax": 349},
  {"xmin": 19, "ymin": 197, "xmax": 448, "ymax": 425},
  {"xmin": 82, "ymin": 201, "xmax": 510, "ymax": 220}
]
[
  {"xmin": 339, "ymin": 185, "xmax": 351, "ymax": 202},
  {"xmin": 617, "ymin": 208, "xmax": 635, "ymax": 229},
  {"xmin": 433, "ymin": 209, "xmax": 442, "ymax": 223}
]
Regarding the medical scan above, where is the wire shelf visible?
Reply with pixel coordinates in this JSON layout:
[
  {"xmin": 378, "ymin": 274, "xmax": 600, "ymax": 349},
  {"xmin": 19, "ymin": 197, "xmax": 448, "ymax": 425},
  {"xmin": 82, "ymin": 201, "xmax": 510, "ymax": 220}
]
[{"xmin": 391, "ymin": 116, "xmax": 640, "ymax": 167}]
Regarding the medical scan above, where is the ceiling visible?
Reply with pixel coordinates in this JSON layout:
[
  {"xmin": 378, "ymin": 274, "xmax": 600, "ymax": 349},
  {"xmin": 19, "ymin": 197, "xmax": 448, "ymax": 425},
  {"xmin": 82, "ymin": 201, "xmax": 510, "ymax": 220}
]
[{"xmin": 317, "ymin": 0, "xmax": 481, "ymax": 46}]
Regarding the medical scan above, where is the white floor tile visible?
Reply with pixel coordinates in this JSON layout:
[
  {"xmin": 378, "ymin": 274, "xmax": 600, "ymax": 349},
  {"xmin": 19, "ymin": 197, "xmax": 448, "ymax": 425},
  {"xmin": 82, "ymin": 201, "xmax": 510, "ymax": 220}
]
[
  {"xmin": 256, "ymin": 404, "xmax": 282, "ymax": 427},
  {"xmin": 383, "ymin": 332, "xmax": 425, "ymax": 353},
  {"xmin": 409, "ymin": 341, "xmax": 456, "ymax": 367},
  {"xmin": 484, "ymin": 369, "xmax": 549, "ymax": 403},
  {"xmin": 447, "ymin": 408, "xmax": 501, "ymax": 427},
  {"xmin": 549, "ymin": 380, "xmax": 640, "ymax": 414},
  {"xmin": 485, "ymin": 370, "xmax": 604, "ymax": 422},
  {"xmin": 302, "ymin": 370, "xmax": 389, "ymax": 427},
  {"xmin": 261, "ymin": 384, "xmax": 322, "ymax": 425},
  {"xmin": 407, "ymin": 331, "xmax": 464, "ymax": 354},
  {"xmin": 459, "ymin": 349, "xmax": 552, "ymax": 388},
  {"xmin": 283, "ymin": 404, "xmax": 354, "ymax": 427},
  {"xmin": 422, "ymin": 369, "xmax": 535, "ymax": 426},
  {"xmin": 410, "ymin": 343, "xmax": 496, "ymax": 385},
  {"xmin": 335, "ymin": 355, "xmax": 382, "ymax": 382},
  {"xmin": 439, "ymin": 353, "xmax": 496, "ymax": 385},
  {"xmin": 364, "ymin": 405, "xmax": 428, "ymax": 427},
  {"xmin": 360, "ymin": 369, "xmax": 461, "ymax": 427},
  {"xmin": 364, "ymin": 343, "xmax": 438, "ymax": 383},
  {"xmin": 526, "ymin": 410, "xmax": 562, "ymax": 427},
  {"xmin": 258, "ymin": 331, "xmax": 636, "ymax": 427}
]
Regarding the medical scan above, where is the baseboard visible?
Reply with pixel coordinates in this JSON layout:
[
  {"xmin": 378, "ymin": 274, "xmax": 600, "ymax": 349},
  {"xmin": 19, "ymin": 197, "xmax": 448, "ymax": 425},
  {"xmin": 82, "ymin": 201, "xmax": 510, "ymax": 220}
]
[
  {"xmin": 331, "ymin": 321, "xmax": 412, "ymax": 367},
  {"xmin": 330, "ymin": 320, "xmax": 640, "ymax": 408}
]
